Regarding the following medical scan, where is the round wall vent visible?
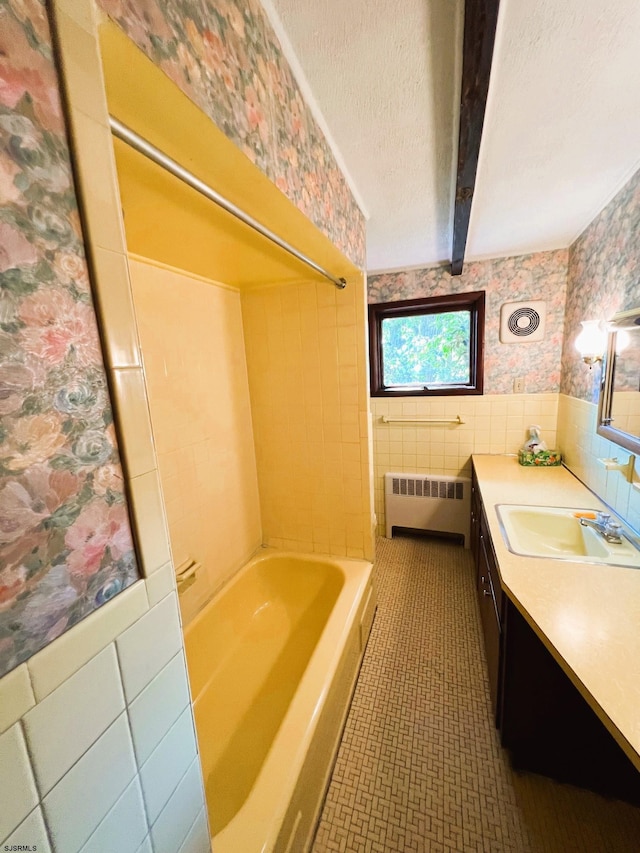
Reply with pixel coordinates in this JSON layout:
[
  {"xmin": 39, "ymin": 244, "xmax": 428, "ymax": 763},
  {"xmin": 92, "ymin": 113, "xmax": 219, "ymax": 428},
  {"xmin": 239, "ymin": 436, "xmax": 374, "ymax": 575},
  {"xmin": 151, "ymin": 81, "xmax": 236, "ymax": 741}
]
[{"xmin": 500, "ymin": 301, "xmax": 546, "ymax": 343}]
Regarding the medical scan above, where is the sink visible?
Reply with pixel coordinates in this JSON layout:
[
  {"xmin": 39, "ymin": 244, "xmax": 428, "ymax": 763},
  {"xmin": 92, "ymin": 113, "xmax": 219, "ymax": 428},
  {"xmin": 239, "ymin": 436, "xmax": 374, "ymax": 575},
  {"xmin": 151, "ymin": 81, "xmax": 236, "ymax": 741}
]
[{"xmin": 496, "ymin": 505, "xmax": 640, "ymax": 568}]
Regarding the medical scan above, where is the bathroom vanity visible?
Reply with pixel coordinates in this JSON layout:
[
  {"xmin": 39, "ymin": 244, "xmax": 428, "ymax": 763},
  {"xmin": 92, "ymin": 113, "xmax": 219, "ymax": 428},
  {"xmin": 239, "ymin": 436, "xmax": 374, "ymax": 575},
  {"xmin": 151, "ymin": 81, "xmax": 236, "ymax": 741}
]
[{"xmin": 470, "ymin": 455, "xmax": 640, "ymax": 803}]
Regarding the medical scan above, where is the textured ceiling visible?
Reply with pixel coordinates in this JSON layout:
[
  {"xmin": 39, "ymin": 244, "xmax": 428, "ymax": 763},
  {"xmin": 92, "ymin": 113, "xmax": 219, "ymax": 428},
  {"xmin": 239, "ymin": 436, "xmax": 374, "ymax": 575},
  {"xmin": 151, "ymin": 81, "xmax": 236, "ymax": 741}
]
[{"xmin": 265, "ymin": 0, "xmax": 640, "ymax": 273}]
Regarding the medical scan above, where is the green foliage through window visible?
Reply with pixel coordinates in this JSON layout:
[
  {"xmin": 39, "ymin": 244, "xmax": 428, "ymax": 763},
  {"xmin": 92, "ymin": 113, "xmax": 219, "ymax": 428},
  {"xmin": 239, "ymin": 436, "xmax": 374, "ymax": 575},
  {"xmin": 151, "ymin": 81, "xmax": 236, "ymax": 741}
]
[
  {"xmin": 368, "ymin": 292, "xmax": 484, "ymax": 397},
  {"xmin": 382, "ymin": 311, "xmax": 471, "ymax": 387}
]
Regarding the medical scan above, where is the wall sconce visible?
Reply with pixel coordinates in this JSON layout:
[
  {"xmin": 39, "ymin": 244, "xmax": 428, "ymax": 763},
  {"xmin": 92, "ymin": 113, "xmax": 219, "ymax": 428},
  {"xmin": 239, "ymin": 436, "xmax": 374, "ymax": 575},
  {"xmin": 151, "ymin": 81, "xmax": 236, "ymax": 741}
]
[{"xmin": 575, "ymin": 320, "xmax": 607, "ymax": 367}]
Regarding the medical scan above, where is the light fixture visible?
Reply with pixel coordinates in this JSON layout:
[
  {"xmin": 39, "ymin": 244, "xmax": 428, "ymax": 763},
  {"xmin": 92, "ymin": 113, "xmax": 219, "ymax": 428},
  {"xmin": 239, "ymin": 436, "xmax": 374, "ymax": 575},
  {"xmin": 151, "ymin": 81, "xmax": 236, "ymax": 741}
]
[{"xmin": 575, "ymin": 320, "xmax": 607, "ymax": 367}]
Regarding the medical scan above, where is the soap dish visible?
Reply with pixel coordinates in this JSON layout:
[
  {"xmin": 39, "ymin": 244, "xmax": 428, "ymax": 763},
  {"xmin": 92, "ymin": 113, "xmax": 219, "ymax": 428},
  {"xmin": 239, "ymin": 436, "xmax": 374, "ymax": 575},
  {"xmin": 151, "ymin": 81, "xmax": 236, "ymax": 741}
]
[{"xmin": 518, "ymin": 449, "xmax": 562, "ymax": 467}]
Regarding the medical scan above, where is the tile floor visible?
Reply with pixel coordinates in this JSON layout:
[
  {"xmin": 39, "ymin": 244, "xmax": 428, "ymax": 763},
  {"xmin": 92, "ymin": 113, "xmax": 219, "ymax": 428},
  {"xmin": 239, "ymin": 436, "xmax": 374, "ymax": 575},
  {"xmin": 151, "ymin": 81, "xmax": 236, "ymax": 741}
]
[{"xmin": 312, "ymin": 535, "xmax": 640, "ymax": 852}]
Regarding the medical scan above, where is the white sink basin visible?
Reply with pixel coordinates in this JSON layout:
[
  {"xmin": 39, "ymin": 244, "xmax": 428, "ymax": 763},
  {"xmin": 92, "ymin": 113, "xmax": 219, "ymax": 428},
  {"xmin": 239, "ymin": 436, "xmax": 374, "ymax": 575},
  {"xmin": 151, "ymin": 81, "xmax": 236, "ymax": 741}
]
[{"xmin": 496, "ymin": 505, "xmax": 640, "ymax": 568}]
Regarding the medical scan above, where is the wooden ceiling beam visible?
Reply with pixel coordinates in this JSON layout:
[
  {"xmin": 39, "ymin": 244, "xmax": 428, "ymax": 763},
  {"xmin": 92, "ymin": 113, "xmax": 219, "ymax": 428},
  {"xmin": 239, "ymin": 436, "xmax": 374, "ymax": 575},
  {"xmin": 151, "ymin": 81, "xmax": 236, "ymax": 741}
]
[{"xmin": 451, "ymin": 0, "xmax": 501, "ymax": 276}]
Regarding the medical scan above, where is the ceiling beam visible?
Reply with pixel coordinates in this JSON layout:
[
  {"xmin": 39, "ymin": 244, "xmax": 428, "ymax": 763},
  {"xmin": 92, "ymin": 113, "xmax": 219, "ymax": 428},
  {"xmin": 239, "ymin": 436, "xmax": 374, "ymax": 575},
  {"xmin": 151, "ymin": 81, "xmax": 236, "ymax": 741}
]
[{"xmin": 451, "ymin": 0, "xmax": 501, "ymax": 276}]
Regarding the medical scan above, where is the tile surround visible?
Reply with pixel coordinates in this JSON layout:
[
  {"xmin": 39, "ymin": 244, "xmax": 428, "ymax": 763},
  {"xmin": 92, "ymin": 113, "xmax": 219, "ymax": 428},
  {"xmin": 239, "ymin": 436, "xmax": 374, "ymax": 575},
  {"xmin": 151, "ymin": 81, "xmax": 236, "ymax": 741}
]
[
  {"xmin": 0, "ymin": 666, "xmax": 35, "ymax": 735},
  {"xmin": 66, "ymin": 106, "xmax": 129, "ymax": 255},
  {"xmin": 138, "ymin": 708, "xmax": 198, "ymax": 824},
  {"xmin": 111, "ymin": 367, "xmax": 158, "ymax": 479},
  {"xmin": 26, "ymin": 579, "xmax": 148, "ymax": 703},
  {"xmin": 87, "ymin": 247, "xmax": 143, "ymax": 369},
  {"xmin": 144, "ymin": 563, "xmax": 176, "ymax": 608},
  {"xmin": 178, "ymin": 810, "xmax": 210, "ymax": 853},
  {"xmin": 79, "ymin": 778, "xmax": 148, "ymax": 853},
  {"xmin": 242, "ymin": 277, "xmax": 374, "ymax": 561},
  {"xmin": 60, "ymin": 0, "xmax": 95, "ymax": 29},
  {"xmin": 128, "ymin": 652, "xmax": 191, "ymax": 766},
  {"xmin": 53, "ymin": 7, "xmax": 108, "ymax": 123},
  {"xmin": 0, "ymin": 591, "xmax": 209, "ymax": 851},
  {"xmin": 0, "ymin": 0, "xmax": 141, "ymax": 684},
  {"xmin": 49, "ymin": 0, "xmax": 173, "ymax": 591},
  {"xmin": 150, "ymin": 759, "xmax": 205, "ymax": 853},
  {"xmin": 24, "ymin": 16, "xmax": 202, "ymax": 848},
  {"xmin": 0, "ymin": 725, "xmax": 39, "ymax": 842},
  {"xmin": 371, "ymin": 393, "xmax": 559, "ymax": 535},
  {"xmin": 127, "ymin": 258, "xmax": 262, "ymax": 626},
  {"xmin": 2, "ymin": 808, "xmax": 52, "ymax": 853},
  {"xmin": 116, "ymin": 593, "xmax": 183, "ymax": 703},
  {"xmin": 128, "ymin": 470, "xmax": 173, "ymax": 577},
  {"xmin": 42, "ymin": 713, "xmax": 137, "ymax": 851},
  {"xmin": 24, "ymin": 645, "xmax": 125, "ymax": 795}
]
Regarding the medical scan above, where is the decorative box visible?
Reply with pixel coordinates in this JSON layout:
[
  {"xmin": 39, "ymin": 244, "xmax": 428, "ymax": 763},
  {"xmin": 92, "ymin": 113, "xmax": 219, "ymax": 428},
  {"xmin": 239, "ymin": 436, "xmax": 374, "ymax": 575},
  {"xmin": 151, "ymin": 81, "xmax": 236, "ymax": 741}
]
[{"xmin": 518, "ymin": 449, "xmax": 562, "ymax": 467}]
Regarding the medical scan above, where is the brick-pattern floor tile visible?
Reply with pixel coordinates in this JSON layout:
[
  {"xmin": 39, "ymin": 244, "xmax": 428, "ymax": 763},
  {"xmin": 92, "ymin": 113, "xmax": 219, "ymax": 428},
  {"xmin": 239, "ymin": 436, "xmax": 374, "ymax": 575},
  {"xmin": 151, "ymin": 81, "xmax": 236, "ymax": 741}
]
[{"xmin": 311, "ymin": 536, "xmax": 640, "ymax": 853}]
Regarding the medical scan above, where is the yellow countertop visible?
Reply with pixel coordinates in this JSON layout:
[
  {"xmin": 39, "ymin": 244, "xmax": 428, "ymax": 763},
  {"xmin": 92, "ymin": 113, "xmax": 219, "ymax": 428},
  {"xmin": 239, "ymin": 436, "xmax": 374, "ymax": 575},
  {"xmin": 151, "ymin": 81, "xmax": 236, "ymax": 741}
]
[{"xmin": 472, "ymin": 454, "xmax": 640, "ymax": 770}]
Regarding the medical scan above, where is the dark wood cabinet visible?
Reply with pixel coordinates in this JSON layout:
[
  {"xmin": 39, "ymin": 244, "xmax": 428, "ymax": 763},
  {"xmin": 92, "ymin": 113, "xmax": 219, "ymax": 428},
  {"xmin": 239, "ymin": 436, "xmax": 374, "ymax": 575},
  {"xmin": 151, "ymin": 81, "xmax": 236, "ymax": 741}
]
[
  {"xmin": 470, "ymin": 461, "xmax": 640, "ymax": 804},
  {"xmin": 471, "ymin": 465, "xmax": 503, "ymax": 724},
  {"xmin": 477, "ymin": 531, "xmax": 501, "ymax": 723},
  {"xmin": 470, "ymin": 472, "xmax": 481, "ymax": 567},
  {"xmin": 500, "ymin": 597, "xmax": 640, "ymax": 803}
]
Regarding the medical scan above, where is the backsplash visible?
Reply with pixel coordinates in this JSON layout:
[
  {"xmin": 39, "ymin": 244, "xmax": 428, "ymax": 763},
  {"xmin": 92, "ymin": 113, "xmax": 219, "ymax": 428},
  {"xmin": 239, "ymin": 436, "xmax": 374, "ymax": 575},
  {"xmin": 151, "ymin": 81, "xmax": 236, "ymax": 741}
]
[
  {"xmin": 0, "ymin": 0, "xmax": 139, "ymax": 678},
  {"xmin": 368, "ymin": 250, "xmax": 568, "ymax": 395},
  {"xmin": 557, "ymin": 394, "xmax": 640, "ymax": 533},
  {"xmin": 98, "ymin": 0, "xmax": 366, "ymax": 269},
  {"xmin": 371, "ymin": 394, "xmax": 558, "ymax": 536}
]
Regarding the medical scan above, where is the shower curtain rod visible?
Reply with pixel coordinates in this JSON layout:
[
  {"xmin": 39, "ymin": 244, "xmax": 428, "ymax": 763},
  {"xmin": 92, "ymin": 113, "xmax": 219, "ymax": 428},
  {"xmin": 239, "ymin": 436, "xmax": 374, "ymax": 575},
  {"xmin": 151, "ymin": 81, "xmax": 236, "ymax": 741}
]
[{"xmin": 109, "ymin": 117, "xmax": 347, "ymax": 290}]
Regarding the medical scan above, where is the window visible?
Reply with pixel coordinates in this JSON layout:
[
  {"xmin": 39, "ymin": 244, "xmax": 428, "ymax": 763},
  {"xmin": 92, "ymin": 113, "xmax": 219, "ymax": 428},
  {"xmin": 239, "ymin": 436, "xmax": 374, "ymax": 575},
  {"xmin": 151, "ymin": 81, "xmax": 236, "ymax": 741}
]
[{"xmin": 368, "ymin": 292, "xmax": 485, "ymax": 396}]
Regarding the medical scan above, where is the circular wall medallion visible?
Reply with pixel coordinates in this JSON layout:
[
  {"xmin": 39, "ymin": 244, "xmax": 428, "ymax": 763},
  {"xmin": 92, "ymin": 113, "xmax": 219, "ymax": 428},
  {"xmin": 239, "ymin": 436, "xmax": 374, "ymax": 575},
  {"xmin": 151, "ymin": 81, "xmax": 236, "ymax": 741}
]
[{"xmin": 507, "ymin": 307, "xmax": 541, "ymax": 337}]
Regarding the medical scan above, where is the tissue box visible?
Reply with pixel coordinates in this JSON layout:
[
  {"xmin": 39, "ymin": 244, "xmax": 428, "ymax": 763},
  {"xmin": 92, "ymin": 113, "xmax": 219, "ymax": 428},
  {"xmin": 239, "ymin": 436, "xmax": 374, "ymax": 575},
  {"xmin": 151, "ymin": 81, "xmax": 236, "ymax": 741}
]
[{"xmin": 518, "ymin": 449, "xmax": 562, "ymax": 467}]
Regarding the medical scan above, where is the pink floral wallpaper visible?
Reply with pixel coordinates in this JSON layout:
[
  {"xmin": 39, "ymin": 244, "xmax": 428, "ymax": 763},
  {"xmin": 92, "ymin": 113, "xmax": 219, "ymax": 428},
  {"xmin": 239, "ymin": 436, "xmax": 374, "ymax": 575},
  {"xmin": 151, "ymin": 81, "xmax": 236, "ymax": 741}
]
[
  {"xmin": 561, "ymin": 167, "xmax": 640, "ymax": 403},
  {"xmin": 98, "ymin": 0, "xmax": 366, "ymax": 269},
  {"xmin": 368, "ymin": 250, "xmax": 569, "ymax": 395},
  {"xmin": 0, "ymin": 0, "xmax": 139, "ymax": 677}
]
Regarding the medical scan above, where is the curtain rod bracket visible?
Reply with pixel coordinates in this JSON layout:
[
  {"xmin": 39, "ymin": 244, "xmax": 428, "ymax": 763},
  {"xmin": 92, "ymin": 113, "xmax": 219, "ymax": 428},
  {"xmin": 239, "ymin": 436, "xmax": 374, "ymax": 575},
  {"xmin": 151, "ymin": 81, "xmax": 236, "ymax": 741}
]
[{"xmin": 109, "ymin": 117, "xmax": 347, "ymax": 290}]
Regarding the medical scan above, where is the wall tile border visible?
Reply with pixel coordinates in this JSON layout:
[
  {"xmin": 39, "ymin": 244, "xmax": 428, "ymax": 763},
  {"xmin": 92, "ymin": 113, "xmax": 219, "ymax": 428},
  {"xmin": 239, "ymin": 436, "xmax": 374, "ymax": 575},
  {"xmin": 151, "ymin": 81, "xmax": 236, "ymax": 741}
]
[{"xmin": 50, "ymin": 0, "xmax": 174, "ymax": 584}]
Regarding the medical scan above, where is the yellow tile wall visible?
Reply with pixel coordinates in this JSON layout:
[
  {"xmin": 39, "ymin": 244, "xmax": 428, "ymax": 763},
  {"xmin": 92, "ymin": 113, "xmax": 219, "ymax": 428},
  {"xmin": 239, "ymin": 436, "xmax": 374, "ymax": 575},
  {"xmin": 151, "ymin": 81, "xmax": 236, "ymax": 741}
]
[
  {"xmin": 371, "ymin": 393, "xmax": 559, "ymax": 536},
  {"xmin": 557, "ymin": 393, "xmax": 640, "ymax": 531},
  {"xmin": 242, "ymin": 276, "xmax": 375, "ymax": 561},
  {"xmin": 129, "ymin": 258, "xmax": 262, "ymax": 623},
  {"xmin": 610, "ymin": 391, "xmax": 640, "ymax": 437},
  {"xmin": 5, "ymin": 2, "xmax": 211, "ymax": 848}
]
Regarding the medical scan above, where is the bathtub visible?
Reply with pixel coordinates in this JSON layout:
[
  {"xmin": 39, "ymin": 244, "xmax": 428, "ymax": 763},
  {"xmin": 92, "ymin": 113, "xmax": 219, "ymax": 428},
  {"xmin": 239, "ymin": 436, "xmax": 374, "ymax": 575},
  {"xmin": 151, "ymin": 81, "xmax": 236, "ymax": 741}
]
[{"xmin": 183, "ymin": 549, "xmax": 375, "ymax": 853}]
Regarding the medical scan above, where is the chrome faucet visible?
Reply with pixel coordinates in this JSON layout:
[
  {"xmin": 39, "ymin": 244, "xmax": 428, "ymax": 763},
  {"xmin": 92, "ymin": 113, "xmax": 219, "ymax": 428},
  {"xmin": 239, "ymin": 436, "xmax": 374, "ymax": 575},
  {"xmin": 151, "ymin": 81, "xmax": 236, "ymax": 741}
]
[{"xmin": 579, "ymin": 512, "xmax": 623, "ymax": 544}]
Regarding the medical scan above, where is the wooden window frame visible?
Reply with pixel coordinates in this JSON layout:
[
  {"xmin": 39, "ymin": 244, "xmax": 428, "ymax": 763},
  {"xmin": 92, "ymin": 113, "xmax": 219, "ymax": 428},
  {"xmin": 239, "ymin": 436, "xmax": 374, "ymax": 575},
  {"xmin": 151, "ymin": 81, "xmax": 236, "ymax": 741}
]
[{"xmin": 368, "ymin": 291, "xmax": 485, "ymax": 397}]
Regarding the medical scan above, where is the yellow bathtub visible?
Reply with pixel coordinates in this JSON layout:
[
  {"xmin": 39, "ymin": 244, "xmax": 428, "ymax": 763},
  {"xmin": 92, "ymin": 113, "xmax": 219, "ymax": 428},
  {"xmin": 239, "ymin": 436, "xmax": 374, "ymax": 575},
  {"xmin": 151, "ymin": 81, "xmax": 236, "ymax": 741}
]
[{"xmin": 183, "ymin": 549, "xmax": 376, "ymax": 853}]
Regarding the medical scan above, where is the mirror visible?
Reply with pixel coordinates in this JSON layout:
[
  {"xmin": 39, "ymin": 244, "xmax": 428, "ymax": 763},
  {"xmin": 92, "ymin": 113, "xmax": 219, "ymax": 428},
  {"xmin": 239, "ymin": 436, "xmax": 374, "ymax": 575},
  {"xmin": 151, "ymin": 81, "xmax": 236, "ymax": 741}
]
[{"xmin": 597, "ymin": 308, "xmax": 640, "ymax": 454}]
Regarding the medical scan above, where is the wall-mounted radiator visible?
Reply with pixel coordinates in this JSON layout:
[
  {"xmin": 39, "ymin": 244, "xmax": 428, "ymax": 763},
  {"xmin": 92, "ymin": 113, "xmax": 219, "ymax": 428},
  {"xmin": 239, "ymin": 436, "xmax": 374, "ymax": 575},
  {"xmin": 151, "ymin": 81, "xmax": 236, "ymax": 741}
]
[{"xmin": 384, "ymin": 472, "xmax": 471, "ymax": 547}]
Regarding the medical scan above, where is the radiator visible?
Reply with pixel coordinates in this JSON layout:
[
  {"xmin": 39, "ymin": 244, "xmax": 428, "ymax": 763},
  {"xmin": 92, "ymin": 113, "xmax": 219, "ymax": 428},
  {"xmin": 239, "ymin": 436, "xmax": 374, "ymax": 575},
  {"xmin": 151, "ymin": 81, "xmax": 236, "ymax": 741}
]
[{"xmin": 384, "ymin": 472, "xmax": 471, "ymax": 547}]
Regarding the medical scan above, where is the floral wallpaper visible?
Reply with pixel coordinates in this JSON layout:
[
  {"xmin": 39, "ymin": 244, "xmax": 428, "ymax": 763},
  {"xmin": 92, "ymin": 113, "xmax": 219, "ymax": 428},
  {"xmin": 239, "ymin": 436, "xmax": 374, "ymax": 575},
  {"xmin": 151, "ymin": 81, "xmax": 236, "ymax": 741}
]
[
  {"xmin": 561, "ymin": 166, "xmax": 640, "ymax": 403},
  {"xmin": 98, "ymin": 0, "xmax": 366, "ymax": 269},
  {"xmin": 0, "ymin": 0, "xmax": 139, "ymax": 677},
  {"xmin": 368, "ymin": 250, "xmax": 569, "ymax": 395}
]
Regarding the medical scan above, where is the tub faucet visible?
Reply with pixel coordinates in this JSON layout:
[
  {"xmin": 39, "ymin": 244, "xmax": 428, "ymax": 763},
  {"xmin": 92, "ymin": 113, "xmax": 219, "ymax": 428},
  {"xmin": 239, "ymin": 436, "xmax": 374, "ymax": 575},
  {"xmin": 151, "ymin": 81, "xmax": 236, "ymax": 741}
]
[{"xmin": 579, "ymin": 512, "xmax": 623, "ymax": 544}]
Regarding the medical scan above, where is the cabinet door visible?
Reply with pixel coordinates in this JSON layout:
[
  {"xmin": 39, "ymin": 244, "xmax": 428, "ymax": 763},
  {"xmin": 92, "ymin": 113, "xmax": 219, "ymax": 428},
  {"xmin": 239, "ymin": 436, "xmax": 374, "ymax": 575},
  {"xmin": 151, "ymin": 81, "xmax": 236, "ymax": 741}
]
[
  {"xmin": 470, "ymin": 466, "xmax": 481, "ymax": 569},
  {"xmin": 478, "ymin": 533, "xmax": 501, "ymax": 723},
  {"xmin": 500, "ymin": 598, "xmax": 640, "ymax": 803}
]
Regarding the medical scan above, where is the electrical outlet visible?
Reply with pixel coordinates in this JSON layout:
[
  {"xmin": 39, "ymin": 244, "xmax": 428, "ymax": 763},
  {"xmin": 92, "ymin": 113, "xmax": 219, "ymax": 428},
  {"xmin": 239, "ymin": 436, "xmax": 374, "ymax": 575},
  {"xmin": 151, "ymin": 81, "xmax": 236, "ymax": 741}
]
[{"xmin": 513, "ymin": 376, "xmax": 525, "ymax": 393}]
